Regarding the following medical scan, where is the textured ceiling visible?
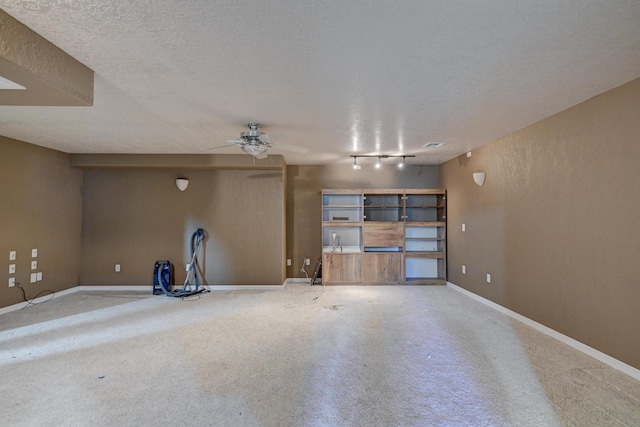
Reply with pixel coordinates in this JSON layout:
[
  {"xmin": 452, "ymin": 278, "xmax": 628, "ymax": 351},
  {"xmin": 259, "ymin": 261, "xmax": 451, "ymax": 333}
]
[{"xmin": 1, "ymin": 0, "xmax": 639, "ymax": 165}]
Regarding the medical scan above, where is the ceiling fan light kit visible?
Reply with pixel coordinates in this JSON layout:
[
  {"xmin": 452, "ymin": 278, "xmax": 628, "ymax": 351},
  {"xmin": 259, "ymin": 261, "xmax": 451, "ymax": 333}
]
[{"xmin": 241, "ymin": 143, "xmax": 269, "ymax": 157}]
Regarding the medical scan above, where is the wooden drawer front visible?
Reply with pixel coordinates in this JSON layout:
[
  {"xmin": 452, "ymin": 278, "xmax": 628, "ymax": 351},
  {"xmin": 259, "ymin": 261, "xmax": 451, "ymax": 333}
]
[
  {"xmin": 364, "ymin": 253, "xmax": 403, "ymax": 283},
  {"xmin": 322, "ymin": 253, "xmax": 362, "ymax": 283},
  {"xmin": 364, "ymin": 224, "xmax": 404, "ymax": 247}
]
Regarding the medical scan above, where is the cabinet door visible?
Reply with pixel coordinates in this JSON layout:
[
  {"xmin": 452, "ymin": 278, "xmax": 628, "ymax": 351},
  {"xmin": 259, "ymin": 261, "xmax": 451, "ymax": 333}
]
[
  {"xmin": 322, "ymin": 191, "xmax": 363, "ymax": 222},
  {"xmin": 364, "ymin": 193, "xmax": 403, "ymax": 221},
  {"xmin": 363, "ymin": 223, "xmax": 404, "ymax": 247},
  {"xmin": 405, "ymin": 192, "xmax": 446, "ymax": 223},
  {"xmin": 322, "ymin": 253, "xmax": 362, "ymax": 284},
  {"xmin": 364, "ymin": 253, "xmax": 403, "ymax": 284}
]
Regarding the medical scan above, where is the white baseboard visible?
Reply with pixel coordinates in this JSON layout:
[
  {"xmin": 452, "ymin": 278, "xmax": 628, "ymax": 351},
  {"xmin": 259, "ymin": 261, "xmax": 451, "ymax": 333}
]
[
  {"xmin": 76, "ymin": 285, "xmax": 151, "ymax": 292},
  {"xmin": 447, "ymin": 281, "xmax": 640, "ymax": 382}
]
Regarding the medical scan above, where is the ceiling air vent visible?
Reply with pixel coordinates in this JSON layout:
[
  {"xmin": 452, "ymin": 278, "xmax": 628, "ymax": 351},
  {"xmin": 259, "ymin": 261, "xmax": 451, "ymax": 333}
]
[{"xmin": 423, "ymin": 142, "xmax": 446, "ymax": 148}]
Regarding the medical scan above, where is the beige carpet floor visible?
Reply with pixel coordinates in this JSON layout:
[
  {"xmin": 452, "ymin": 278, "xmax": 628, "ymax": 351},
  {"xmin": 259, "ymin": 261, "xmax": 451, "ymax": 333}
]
[{"xmin": 1, "ymin": 284, "xmax": 639, "ymax": 426}]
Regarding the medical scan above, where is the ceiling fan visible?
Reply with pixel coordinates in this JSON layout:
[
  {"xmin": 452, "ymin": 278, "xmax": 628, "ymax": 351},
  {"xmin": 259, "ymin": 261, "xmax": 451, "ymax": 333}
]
[{"xmin": 209, "ymin": 123, "xmax": 308, "ymax": 159}]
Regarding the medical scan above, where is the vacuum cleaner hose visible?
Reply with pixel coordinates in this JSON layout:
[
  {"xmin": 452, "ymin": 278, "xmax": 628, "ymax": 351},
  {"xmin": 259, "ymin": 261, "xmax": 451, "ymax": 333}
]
[{"xmin": 190, "ymin": 228, "xmax": 206, "ymax": 287}]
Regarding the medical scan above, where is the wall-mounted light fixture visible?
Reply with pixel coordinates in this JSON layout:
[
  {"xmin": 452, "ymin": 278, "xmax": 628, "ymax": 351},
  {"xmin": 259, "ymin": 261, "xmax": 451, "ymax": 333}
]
[
  {"xmin": 350, "ymin": 154, "xmax": 415, "ymax": 170},
  {"xmin": 473, "ymin": 172, "xmax": 486, "ymax": 186},
  {"xmin": 176, "ymin": 178, "xmax": 190, "ymax": 191}
]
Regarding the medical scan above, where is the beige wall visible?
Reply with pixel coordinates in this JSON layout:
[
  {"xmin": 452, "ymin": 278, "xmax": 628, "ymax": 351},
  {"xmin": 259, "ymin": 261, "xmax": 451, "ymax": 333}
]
[
  {"xmin": 80, "ymin": 167, "xmax": 284, "ymax": 286},
  {"xmin": 286, "ymin": 164, "xmax": 439, "ymax": 278},
  {"xmin": 0, "ymin": 136, "xmax": 83, "ymax": 307},
  {"xmin": 440, "ymin": 77, "xmax": 640, "ymax": 370}
]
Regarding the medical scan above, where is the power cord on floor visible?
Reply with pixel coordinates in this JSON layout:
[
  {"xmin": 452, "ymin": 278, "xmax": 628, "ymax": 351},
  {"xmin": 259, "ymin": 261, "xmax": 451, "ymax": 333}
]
[
  {"xmin": 300, "ymin": 259, "xmax": 310, "ymax": 284},
  {"xmin": 15, "ymin": 282, "xmax": 55, "ymax": 309}
]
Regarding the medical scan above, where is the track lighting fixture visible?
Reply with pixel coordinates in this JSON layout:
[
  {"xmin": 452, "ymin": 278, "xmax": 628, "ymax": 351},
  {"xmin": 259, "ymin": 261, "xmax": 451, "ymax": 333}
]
[{"xmin": 350, "ymin": 154, "xmax": 415, "ymax": 169}]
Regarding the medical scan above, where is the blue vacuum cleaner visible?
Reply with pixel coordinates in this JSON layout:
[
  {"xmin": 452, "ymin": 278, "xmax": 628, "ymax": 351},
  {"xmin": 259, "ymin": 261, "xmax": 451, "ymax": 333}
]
[{"xmin": 153, "ymin": 228, "xmax": 209, "ymax": 298}]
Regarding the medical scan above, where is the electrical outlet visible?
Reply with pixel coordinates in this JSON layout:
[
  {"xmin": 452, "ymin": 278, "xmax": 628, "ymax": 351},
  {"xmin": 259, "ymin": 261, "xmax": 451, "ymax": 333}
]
[
  {"xmin": 462, "ymin": 265, "xmax": 466, "ymax": 274},
  {"xmin": 185, "ymin": 264, "xmax": 191, "ymax": 271},
  {"xmin": 8, "ymin": 277, "xmax": 15, "ymax": 287},
  {"xmin": 37, "ymin": 272, "xmax": 42, "ymax": 281},
  {"xmin": 31, "ymin": 260, "xmax": 37, "ymax": 270},
  {"xmin": 31, "ymin": 248, "xmax": 38, "ymax": 258},
  {"xmin": 486, "ymin": 273, "xmax": 491, "ymax": 283},
  {"xmin": 305, "ymin": 258, "xmax": 311, "ymax": 266},
  {"xmin": 9, "ymin": 264, "xmax": 15, "ymax": 274},
  {"xmin": 115, "ymin": 264, "xmax": 120, "ymax": 272},
  {"xmin": 30, "ymin": 273, "xmax": 37, "ymax": 283},
  {"xmin": 286, "ymin": 259, "xmax": 292, "ymax": 266},
  {"xmin": 462, "ymin": 223, "xmax": 466, "ymax": 232},
  {"xmin": 9, "ymin": 251, "xmax": 16, "ymax": 261}
]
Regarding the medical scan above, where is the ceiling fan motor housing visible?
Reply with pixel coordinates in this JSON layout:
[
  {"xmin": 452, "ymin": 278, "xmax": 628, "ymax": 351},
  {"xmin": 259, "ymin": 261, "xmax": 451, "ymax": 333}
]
[{"xmin": 241, "ymin": 123, "xmax": 264, "ymax": 139}]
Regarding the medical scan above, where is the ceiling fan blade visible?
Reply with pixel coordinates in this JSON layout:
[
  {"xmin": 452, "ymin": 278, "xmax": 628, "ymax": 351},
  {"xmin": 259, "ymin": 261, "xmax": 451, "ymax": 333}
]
[
  {"xmin": 259, "ymin": 133, "xmax": 307, "ymax": 153},
  {"xmin": 269, "ymin": 141, "xmax": 309, "ymax": 154},
  {"xmin": 204, "ymin": 142, "xmax": 242, "ymax": 151}
]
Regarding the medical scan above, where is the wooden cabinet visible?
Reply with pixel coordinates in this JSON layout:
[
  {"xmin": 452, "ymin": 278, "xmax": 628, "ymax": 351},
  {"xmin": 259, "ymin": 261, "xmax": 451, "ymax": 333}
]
[
  {"xmin": 322, "ymin": 188, "xmax": 446, "ymax": 285},
  {"xmin": 363, "ymin": 253, "xmax": 404, "ymax": 284},
  {"xmin": 323, "ymin": 252, "xmax": 363, "ymax": 284}
]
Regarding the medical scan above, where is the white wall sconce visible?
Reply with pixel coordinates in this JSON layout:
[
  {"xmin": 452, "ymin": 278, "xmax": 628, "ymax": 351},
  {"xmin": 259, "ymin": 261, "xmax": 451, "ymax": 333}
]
[
  {"xmin": 176, "ymin": 178, "xmax": 190, "ymax": 191},
  {"xmin": 473, "ymin": 172, "xmax": 486, "ymax": 186}
]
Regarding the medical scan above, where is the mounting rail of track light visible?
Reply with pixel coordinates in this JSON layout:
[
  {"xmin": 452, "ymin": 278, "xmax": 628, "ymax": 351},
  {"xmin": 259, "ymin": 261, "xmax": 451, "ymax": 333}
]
[{"xmin": 350, "ymin": 155, "xmax": 415, "ymax": 169}]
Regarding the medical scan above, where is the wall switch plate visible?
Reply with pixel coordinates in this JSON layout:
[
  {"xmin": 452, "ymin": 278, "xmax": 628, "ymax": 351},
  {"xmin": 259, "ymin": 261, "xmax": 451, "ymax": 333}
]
[
  {"xmin": 185, "ymin": 264, "xmax": 191, "ymax": 271},
  {"xmin": 8, "ymin": 277, "xmax": 15, "ymax": 287},
  {"xmin": 462, "ymin": 223, "xmax": 466, "ymax": 232},
  {"xmin": 115, "ymin": 264, "xmax": 120, "ymax": 272},
  {"xmin": 30, "ymin": 273, "xmax": 37, "ymax": 283},
  {"xmin": 305, "ymin": 258, "xmax": 311, "ymax": 266},
  {"xmin": 486, "ymin": 273, "xmax": 492, "ymax": 283},
  {"xmin": 9, "ymin": 264, "xmax": 16, "ymax": 274},
  {"xmin": 9, "ymin": 251, "xmax": 16, "ymax": 261},
  {"xmin": 462, "ymin": 265, "xmax": 466, "ymax": 274},
  {"xmin": 32, "ymin": 248, "xmax": 38, "ymax": 258},
  {"xmin": 31, "ymin": 260, "xmax": 37, "ymax": 270},
  {"xmin": 286, "ymin": 259, "xmax": 291, "ymax": 266},
  {"xmin": 37, "ymin": 272, "xmax": 42, "ymax": 281}
]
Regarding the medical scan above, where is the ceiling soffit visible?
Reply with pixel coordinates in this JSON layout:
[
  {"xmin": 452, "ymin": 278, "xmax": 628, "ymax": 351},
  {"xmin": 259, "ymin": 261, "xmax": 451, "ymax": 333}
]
[{"xmin": 0, "ymin": 9, "xmax": 93, "ymax": 106}]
